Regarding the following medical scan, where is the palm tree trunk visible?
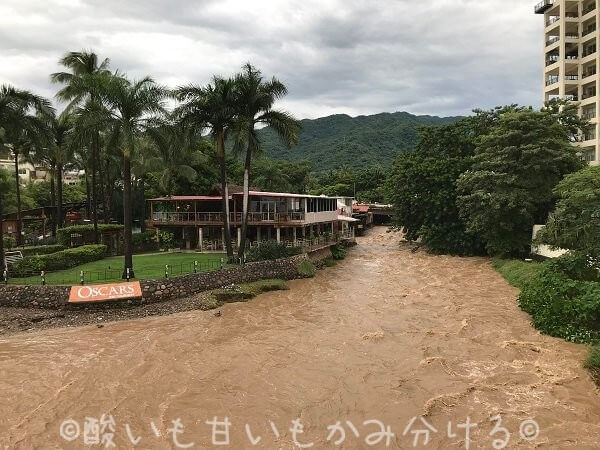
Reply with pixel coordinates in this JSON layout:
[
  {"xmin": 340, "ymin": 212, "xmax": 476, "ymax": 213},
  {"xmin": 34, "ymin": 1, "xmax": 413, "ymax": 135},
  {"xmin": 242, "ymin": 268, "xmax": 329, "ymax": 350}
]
[
  {"xmin": 140, "ymin": 176, "xmax": 146, "ymax": 233},
  {"xmin": 217, "ymin": 133, "xmax": 233, "ymax": 259},
  {"xmin": 50, "ymin": 163, "xmax": 57, "ymax": 237},
  {"xmin": 237, "ymin": 143, "xmax": 252, "ymax": 259},
  {"xmin": 122, "ymin": 151, "xmax": 135, "ymax": 279},
  {"xmin": 56, "ymin": 164, "xmax": 64, "ymax": 229},
  {"xmin": 91, "ymin": 134, "xmax": 99, "ymax": 243},
  {"xmin": 0, "ymin": 189, "xmax": 5, "ymax": 272},
  {"xmin": 103, "ymin": 157, "xmax": 111, "ymax": 224},
  {"xmin": 13, "ymin": 152, "xmax": 23, "ymax": 247},
  {"xmin": 84, "ymin": 171, "xmax": 91, "ymax": 220}
]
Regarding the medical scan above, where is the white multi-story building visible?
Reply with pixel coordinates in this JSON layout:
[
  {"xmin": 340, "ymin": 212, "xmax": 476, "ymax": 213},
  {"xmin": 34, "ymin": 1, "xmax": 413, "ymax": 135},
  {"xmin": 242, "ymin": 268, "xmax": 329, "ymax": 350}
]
[{"xmin": 536, "ymin": 0, "xmax": 600, "ymax": 165}]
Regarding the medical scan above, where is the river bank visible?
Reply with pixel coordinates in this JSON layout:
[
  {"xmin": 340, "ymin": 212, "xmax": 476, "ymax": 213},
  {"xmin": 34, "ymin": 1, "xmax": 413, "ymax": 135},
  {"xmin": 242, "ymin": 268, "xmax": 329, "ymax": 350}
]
[{"xmin": 1, "ymin": 227, "xmax": 599, "ymax": 448}]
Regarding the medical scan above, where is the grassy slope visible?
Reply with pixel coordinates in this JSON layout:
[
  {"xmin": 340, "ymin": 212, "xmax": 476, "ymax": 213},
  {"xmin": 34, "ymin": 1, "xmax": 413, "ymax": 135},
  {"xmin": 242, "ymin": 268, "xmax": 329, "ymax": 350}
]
[
  {"xmin": 491, "ymin": 258, "xmax": 545, "ymax": 290},
  {"xmin": 9, "ymin": 252, "xmax": 225, "ymax": 286}
]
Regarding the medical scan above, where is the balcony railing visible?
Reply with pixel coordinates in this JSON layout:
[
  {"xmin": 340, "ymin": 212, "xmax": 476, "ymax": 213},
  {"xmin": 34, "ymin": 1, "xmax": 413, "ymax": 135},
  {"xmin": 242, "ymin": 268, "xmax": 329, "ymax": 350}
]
[
  {"xmin": 546, "ymin": 77, "xmax": 560, "ymax": 86},
  {"xmin": 565, "ymin": 74, "xmax": 579, "ymax": 80},
  {"xmin": 583, "ymin": 90, "xmax": 597, "ymax": 99},
  {"xmin": 565, "ymin": 94, "xmax": 579, "ymax": 101},
  {"xmin": 565, "ymin": 33, "xmax": 579, "ymax": 39},
  {"xmin": 546, "ymin": 36, "xmax": 560, "ymax": 46},
  {"xmin": 582, "ymin": 111, "xmax": 596, "ymax": 119},
  {"xmin": 583, "ymin": 47, "xmax": 597, "ymax": 57},
  {"xmin": 546, "ymin": 16, "xmax": 560, "ymax": 25},
  {"xmin": 583, "ymin": 27, "xmax": 597, "ymax": 37},
  {"xmin": 565, "ymin": 12, "xmax": 579, "ymax": 18},
  {"xmin": 583, "ymin": 4, "xmax": 596, "ymax": 15},
  {"xmin": 535, "ymin": 0, "xmax": 554, "ymax": 14},
  {"xmin": 566, "ymin": 54, "xmax": 578, "ymax": 60},
  {"xmin": 150, "ymin": 211, "xmax": 308, "ymax": 224}
]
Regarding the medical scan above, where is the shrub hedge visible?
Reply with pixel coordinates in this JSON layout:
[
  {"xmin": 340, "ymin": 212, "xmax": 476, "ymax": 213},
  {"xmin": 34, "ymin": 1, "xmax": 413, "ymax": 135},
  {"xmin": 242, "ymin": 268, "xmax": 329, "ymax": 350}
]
[
  {"xmin": 10, "ymin": 244, "xmax": 107, "ymax": 277},
  {"xmin": 57, "ymin": 224, "xmax": 123, "ymax": 246},
  {"xmin": 245, "ymin": 240, "xmax": 302, "ymax": 262},
  {"xmin": 132, "ymin": 231, "xmax": 159, "ymax": 252},
  {"xmin": 20, "ymin": 245, "xmax": 67, "ymax": 257},
  {"xmin": 518, "ymin": 252, "xmax": 600, "ymax": 344}
]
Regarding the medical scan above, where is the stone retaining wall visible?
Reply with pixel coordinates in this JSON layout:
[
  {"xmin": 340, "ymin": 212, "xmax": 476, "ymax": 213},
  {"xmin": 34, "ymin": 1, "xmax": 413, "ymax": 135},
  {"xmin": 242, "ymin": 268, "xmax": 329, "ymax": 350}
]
[{"xmin": 0, "ymin": 254, "xmax": 313, "ymax": 310}]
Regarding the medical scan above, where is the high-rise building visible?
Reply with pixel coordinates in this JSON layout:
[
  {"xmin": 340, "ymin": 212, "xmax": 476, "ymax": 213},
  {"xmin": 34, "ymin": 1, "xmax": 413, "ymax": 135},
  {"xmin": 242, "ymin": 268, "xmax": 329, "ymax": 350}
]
[{"xmin": 536, "ymin": 0, "xmax": 599, "ymax": 165}]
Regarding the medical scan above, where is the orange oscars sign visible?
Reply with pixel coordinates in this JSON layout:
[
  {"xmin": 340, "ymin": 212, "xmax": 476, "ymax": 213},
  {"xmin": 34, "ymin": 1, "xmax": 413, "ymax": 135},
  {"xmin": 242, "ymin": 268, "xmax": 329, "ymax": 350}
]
[{"xmin": 68, "ymin": 281, "xmax": 142, "ymax": 303}]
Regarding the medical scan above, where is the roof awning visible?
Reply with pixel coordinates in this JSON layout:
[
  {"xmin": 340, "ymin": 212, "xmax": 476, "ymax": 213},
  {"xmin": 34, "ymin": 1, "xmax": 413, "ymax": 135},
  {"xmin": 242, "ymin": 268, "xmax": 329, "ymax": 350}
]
[{"xmin": 338, "ymin": 215, "xmax": 361, "ymax": 222}]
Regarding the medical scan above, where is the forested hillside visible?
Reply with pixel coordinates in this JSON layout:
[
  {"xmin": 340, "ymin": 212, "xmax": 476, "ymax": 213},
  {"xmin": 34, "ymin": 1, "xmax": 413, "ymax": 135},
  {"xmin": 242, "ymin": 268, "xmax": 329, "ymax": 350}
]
[{"xmin": 258, "ymin": 112, "xmax": 459, "ymax": 171}]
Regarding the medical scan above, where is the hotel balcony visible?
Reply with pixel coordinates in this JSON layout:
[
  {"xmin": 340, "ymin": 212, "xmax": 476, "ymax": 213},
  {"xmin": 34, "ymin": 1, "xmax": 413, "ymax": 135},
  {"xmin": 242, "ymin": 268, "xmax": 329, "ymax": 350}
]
[{"xmin": 535, "ymin": 0, "xmax": 554, "ymax": 14}]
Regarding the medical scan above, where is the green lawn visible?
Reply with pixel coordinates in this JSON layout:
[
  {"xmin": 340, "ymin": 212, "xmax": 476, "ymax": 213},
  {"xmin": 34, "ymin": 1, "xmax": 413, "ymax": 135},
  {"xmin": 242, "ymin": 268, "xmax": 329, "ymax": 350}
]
[
  {"xmin": 8, "ymin": 252, "xmax": 226, "ymax": 286},
  {"xmin": 492, "ymin": 258, "xmax": 545, "ymax": 290}
]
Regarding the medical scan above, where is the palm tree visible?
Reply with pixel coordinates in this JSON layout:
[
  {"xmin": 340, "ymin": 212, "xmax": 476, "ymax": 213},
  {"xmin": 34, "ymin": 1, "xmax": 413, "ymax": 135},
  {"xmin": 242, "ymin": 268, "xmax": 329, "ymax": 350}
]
[
  {"xmin": 51, "ymin": 51, "xmax": 111, "ymax": 242},
  {"xmin": 233, "ymin": 64, "xmax": 300, "ymax": 258},
  {"xmin": 144, "ymin": 123, "xmax": 204, "ymax": 196},
  {"xmin": 175, "ymin": 77, "xmax": 237, "ymax": 259},
  {"xmin": 99, "ymin": 75, "xmax": 167, "ymax": 278},
  {"xmin": 0, "ymin": 85, "xmax": 53, "ymax": 246}
]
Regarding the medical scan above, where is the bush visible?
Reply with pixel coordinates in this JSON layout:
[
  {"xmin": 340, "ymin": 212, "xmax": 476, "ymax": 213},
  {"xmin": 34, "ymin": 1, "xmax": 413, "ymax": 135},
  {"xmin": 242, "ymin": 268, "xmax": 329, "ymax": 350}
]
[
  {"xmin": 159, "ymin": 231, "xmax": 175, "ymax": 250},
  {"xmin": 20, "ymin": 245, "xmax": 66, "ymax": 257},
  {"xmin": 518, "ymin": 252, "xmax": 600, "ymax": 344},
  {"xmin": 212, "ymin": 279, "xmax": 288, "ymax": 303},
  {"xmin": 10, "ymin": 244, "xmax": 107, "ymax": 277},
  {"xmin": 132, "ymin": 231, "xmax": 158, "ymax": 253},
  {"xmin": 3, "ymin": 235, "xmax": 16, "ymax": 250},
  {"xmin": 245, "ymin": 240, "xmax": 302, "ymax": 262},
  {"xmin": 584, "ymin": 345, "xmax": 600, "ymax": 385},
  {"xmin": 330, "ymin": 244, "xmax": 347, "ymax": 260},
  {"xmin": 57, "ymin": 224, "xmax": 123, "ymax": 246},
  {"xmin": 296, "ymin": 259, "xmax": 316, "ymax": 278}
]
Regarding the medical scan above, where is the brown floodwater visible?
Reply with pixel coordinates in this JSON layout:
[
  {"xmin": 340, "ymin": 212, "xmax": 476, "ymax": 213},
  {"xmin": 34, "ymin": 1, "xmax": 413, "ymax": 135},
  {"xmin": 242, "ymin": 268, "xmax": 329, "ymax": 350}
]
[{"xmin": 1, "ymin": 227, "xmax": 599, "ymax": 449}]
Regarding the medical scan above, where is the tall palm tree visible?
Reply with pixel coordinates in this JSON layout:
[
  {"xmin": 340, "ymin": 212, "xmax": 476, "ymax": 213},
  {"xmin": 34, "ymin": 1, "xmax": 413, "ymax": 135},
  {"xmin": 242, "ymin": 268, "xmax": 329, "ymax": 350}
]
[
  {"xmin": 175, "ymin": 77, "xmax": 237, "ymax": 259},
  {"xmin": 0, "ymin": 85, "xmax": 53, "ymax": 246},
  {"xmin": 233, "ymin": 64, "xmax": 300, "ymax": 258},
  {"xmin": 100, "ymin": 75, "xmax": 167, "ymax": 278},
  {"xmin": 51, "ymin": 51, "xmax": 111, "ymax": 241}
]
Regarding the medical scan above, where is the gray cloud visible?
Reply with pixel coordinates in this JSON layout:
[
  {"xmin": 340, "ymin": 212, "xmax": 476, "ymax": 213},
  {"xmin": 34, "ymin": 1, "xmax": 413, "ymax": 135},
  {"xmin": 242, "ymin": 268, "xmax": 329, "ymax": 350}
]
[{"xmin": 0, "ymin": 0, "xmax": 542, "ymax": 118}]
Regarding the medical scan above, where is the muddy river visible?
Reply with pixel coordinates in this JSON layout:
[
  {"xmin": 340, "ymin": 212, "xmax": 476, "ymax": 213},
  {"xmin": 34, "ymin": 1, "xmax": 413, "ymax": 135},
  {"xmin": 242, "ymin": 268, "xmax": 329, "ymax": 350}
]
[{"xmin": 0, "ymin": 227, "xmax": 599, "ymax": 449}]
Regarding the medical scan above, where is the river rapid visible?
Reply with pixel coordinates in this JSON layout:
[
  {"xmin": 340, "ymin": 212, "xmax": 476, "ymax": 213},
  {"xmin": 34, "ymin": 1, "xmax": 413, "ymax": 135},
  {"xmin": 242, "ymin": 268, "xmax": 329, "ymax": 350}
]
[{"xmin": 1, "ymin": 227, "xmax": 599, "ymax": 449}]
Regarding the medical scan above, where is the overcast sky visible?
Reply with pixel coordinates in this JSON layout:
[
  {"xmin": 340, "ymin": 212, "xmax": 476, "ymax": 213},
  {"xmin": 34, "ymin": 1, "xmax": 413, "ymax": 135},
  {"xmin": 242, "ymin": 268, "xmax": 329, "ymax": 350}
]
[{"xmin": 0, "ymin": 0, "xmax": 542, "ymax": 119}]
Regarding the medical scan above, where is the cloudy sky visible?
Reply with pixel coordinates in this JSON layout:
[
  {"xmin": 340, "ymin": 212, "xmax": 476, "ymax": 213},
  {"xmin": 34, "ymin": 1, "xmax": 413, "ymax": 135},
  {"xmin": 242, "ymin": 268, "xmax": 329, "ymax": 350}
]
[{"xmin": 0, "ymin": 0, "xmax": 542, "ymax": 119}]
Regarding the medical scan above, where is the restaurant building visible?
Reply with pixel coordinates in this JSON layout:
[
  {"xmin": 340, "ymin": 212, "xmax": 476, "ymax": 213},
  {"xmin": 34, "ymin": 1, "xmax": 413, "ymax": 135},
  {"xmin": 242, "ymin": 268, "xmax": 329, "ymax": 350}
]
[{"xmin": 147, "ymin": 191, "xmax": 356, "ymax": 251}]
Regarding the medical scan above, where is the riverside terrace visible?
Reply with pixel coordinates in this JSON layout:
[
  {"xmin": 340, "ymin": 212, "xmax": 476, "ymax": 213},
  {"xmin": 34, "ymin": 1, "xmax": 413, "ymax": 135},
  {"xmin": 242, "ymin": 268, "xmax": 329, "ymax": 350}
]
[{"xmin": 147, "ymin": 191, "xmax": 358, "ymax": 251}]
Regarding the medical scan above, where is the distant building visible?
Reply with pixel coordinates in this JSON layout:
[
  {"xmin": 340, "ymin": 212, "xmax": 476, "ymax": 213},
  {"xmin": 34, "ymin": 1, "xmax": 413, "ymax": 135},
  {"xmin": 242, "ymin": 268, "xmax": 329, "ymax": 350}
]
[
  {"xmin": 0, "ymin": 148, "xmax": 50, "ymax": 183},
  {"xmin": 147, "ymin": 191, "xmax": 356, "ymax": 251},
  {"xmin": 535, "ymin": 0, "xmax": 599, "ymax": 165}
]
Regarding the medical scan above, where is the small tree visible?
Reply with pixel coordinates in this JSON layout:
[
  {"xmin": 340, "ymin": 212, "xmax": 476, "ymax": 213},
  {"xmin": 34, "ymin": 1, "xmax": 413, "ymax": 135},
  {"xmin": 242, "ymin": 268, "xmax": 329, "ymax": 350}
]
[{"xmin": 537, "ymin": 166, "xmax": 600, "ymax": 256}]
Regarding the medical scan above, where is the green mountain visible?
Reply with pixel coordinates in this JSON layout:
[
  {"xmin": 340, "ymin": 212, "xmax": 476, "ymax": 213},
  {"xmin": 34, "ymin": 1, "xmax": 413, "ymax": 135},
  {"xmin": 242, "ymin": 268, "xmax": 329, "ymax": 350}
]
[{"xmin": 258, "ymin": 111, "xmax": 460, "ymax": 171}]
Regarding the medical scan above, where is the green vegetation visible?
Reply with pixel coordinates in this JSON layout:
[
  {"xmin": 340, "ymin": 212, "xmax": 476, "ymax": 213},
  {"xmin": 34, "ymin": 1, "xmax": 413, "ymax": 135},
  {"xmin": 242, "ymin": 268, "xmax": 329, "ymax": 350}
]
[
  {"xmin": 388, "ymin": 101, "xmax": 587, "ymax": 257},
  {"xmin": 492, "ymin": 259, "xmax": 544, "ymax": 289},
  {"xmin": 212, "ymin": 279, "xmax": 288, "ymax": 302},
  {"xmin": 258, "ymin": 112, "xmax": 458, "ymax": 171},
  {"xmin": 11, "ymin": 244, "xmax": 107, "ymax": 277},
  {"xmin": 296, "ymin": 259, "xmax": 316, "ymax": 278},
  {"xmin": 57, "ymin": 224, "xmax": 124, "ymax": 246},
  {"xmin": 20, "ymin": 244, "xmax": 66, "ymax": 256},
  {"xmin": 245, "ymin": 241, "xmax": 302, "ymax": 262},
  {"xmin": 584, "ymin": 346, "xmax": 600, "ymax": 385},
  {"xmin": 518, "ymin": 252, "xmax": 600, "ymax": 344},
  {"xmin": 8, "ymin": 251, "xmax": 225, "ymax": 285},
  {"xmin": 537, "ymin": 166, "xmax": 600, "ymax": 255},
  {"xmin": 330, "ymin": 243, "xmax": 347, "ymax": 260}
]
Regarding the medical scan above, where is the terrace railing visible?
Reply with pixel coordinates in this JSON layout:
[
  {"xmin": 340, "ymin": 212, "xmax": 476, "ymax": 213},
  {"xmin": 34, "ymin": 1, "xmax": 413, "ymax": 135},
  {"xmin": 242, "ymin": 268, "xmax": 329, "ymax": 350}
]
[{"xmin": 151, "ymin": 211, "xmax": 307, "ymax": 225}]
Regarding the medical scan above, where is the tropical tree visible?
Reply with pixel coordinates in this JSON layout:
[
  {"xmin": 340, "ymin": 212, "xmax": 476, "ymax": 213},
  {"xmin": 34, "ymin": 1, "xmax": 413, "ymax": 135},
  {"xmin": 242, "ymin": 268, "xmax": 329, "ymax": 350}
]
[
  {"xmin": 99, "ymin": 75, "xmax": 168, "ymax": 278},
  {"xmin": 175, "ymin": 77, "xmax": 237, "ymax": 259},
  {"xmin": 51, "ymin": 51, "xmax": 111, "ymax": 241},
  {"xmin": 232, "ymin": 63, "xmax": 300, "ymax": 259},
  {"xmin": 457, "ymin": 108, "xmax": 584, "ymax": 257},
  {"xmin": 144, "ymin": 123, "xmax": 203, "ymax": 196},
  {"xmin": 0, "ymin": 85, "xmax": 53, "ymax": 245}
]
